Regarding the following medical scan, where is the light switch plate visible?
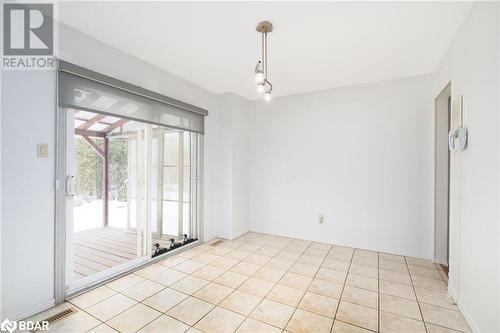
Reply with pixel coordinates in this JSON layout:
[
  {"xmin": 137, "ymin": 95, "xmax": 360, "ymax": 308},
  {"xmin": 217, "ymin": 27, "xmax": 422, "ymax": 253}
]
[{"xmin": 37, "ymin": 143, "xmax": 49, "ymax": 158}]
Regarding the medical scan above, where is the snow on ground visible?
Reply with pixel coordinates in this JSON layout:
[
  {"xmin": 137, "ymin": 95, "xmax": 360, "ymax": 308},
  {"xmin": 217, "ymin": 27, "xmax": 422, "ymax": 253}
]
[{"xmin": 74, "ymin": 199, "xmax": 128, "ymax": 231}]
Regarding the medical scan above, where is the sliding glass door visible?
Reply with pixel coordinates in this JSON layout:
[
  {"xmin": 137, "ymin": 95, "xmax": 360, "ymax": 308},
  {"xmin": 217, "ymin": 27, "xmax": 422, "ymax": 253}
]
[
  {"xmin": 64, "ymin": 109, "xmax": 150, "ymax": 291},
  {"xmin": 57, "ymin": 61, "xmax": 206, "ymax": 297},
  {"xmin": 63, "ymin": 110, "xmax": 201, "ymax": 293}
]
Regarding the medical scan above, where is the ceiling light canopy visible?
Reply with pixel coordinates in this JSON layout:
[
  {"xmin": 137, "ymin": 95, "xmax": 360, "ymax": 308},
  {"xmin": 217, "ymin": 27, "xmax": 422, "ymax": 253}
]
[{"xmin": 254, "ymin": 20, "xmax": 273, "ymax": 101}]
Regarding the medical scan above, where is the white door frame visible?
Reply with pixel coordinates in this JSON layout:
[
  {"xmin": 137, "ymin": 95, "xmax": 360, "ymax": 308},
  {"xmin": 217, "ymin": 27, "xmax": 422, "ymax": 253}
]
[
  {"xmin": 54, "ymin": 107, "xmax": 205, "ymax": 302},
  {"xmin": 433, "ymin": 81, "xmax": 462, "ymax": 303},
  {"xmin": 434, "ymin": 83, "xmax": 451, "ymax": 266}
]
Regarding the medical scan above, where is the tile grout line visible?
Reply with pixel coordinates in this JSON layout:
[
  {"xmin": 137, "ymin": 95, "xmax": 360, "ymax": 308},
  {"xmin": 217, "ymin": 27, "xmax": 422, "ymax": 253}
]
[
  {"xmin": 57, "ymin": 234, "xmax": 462, "ymax": 333},
  {"xmin": 96, "ymin": 243, "xmax": 442, "ymax": 333},
  {"xmin": 329, "ymin": 245, "xmax": 355, "ymax": 332},
  {"xmin": 239, "ymin": 238, "xmax": 305, "ymax": 331},
  {"xmin": 186, "ymin": 236, "xmax": 303, "ymax": 332},
  {"xmin": 232, "ymin": 240, "xmax": 289, "ymax": 330},
  {"xmin": 177, "ymin": 240, "xmax": 264, "ymax": 331},
  {"xmin": 230, "ymin": 237, "xmax": 319, "ymax": 331},
  {"xmin": 404, "ymin": 256, "xmax": 429, "ymax": 333},
  {"xmin": 378, "ymin": 251, "xmax": 380, "ymax": 333},
  {"xmin": 280, "ymin": 241, "xmax": 332, "ymax": 332},
  {"xmin": 81, "ymin": 244, "xmax": 234, "ymax": 332},
  {"xmin": 190, "ymin": 240, "xmax": 273, "ymax": 332}
]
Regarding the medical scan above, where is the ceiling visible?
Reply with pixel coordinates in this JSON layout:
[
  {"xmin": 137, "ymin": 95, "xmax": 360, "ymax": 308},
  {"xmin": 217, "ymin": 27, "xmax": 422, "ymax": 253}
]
[{"xmin": 59, "ymin": 1, "xmax": 472, "ymax": 100}]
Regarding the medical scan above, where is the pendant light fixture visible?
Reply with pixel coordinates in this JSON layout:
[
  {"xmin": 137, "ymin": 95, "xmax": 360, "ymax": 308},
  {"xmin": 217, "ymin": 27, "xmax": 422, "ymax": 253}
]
[{"xmin": 254, "ymin": 21, "xmax": 273, "ymax": 101}]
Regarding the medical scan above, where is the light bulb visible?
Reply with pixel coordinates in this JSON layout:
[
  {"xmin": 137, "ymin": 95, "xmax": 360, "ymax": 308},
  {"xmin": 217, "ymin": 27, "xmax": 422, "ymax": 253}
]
[
  {"xmin": 264, "ymin": 91, "xmax": 272, "ymax": 101},
  {"xmin": 257, "ymin": 83, "xmax": 265, "ymax": 93},
  {"xmin": 255, "ymin": 71, "xmax": 264, "ymax": 83}
]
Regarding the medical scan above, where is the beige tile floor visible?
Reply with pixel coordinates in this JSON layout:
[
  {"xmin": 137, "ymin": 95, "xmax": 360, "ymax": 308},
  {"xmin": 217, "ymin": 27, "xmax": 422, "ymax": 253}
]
[{"xmin": 28, "ymin": 232, "xmax": 470, "ymax": 333}]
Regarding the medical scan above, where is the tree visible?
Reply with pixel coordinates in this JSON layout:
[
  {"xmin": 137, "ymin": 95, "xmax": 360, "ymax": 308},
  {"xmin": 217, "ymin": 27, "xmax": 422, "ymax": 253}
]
[
  {"xmin": 75, "ymin": 136, "xmax": 129, "ymax": 202},
  {"xmin": 108, "ymin": 138, "xmax": 128, "ymax": 201},
  {"xmin": 75, "ymin": 136, "xmax": 103, "ymax": 199}
]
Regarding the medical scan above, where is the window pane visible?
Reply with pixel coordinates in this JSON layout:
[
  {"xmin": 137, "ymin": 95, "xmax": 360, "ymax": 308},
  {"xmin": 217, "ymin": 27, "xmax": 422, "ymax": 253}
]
[
  {"xmin": 108, "ymin": 137, "xmax": 128, "ymax": 229},
  {"xmin": 129, "ymin": 138, "xmax": 137, "ymax": 163},
  {"xmin": 162, "ymin": 201, "xmax": 178, "ymax": 236},
  {"xmin": 183, "ymin": 131, "xmax": 190, "ymax": 166},
  {"xmin": 152, "ymin": 134, "xmax": 159, "ymax": 166},
  {"xmin": 164, "ymin": 132, "xmax": 179, "ymax": 165},
  {"xmin": 129, "ymin": 199, "xmax": 136, "ymax": 228},
  {"xmin": 183, "ymin": 202, "xmax": 190, "ymax": 236},
  {"xmin": 163, "ymin": 166, "xmax": 179, "ymax": 201},
  {"xmin": 183, "ymin": 166, "xmax": 190, "ymax": 202},
  {"xmin": 151, "ymin": 200, "xmax": 157, "ymax": 233},
  {"xmin": 151, "ymin": 166, "xmax": 159, "ymax": 200},
  {"xmin": 73, "ymin": 136, "xmax": 103, "ymax": 231}
]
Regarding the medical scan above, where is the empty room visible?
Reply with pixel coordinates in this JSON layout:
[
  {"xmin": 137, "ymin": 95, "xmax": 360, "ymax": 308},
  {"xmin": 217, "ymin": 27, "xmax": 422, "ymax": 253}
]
[{"xmin": 0, "ymin": 1, "xmax": 499, "ymax": 333}]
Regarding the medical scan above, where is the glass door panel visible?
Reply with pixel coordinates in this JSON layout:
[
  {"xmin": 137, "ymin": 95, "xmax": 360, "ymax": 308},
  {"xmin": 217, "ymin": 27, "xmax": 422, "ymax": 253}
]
[
  {"xmin": 65, "ymin": 109, "xmax": 150, "ymax": 291},
  {"xmin": 151, "ymin": 128, "xmax": 198, "ymax": 255},
  {"xmin": 64, "ymin": 108, "xmax": 200, "ymax": 292}
]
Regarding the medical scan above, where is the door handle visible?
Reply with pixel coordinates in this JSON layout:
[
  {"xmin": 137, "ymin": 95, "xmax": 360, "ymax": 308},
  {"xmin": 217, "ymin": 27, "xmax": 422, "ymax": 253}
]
[{"xmin": 66, "ymin": 175, "xmax": 74, "ymax": 197}]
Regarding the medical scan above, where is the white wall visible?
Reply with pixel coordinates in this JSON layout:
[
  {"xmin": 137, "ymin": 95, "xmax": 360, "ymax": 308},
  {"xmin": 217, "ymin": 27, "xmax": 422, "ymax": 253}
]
[
  {"xmin": 1, "ymin": 70, "xmax": 57, "ymax": 320},
  {"xmin": 433, "ymin": 2, "xmax": 499, "ymax": 332},
  {"xmin": 0, "ymin": 23, "xmax": 242, "ymax": 320},
  {"xmin": 249, "ymin": 75, "xmax": 434, "ymax": 259},
  {"xmin": 214, "ymin": 93, "xmax": 251, "ymax": 239}
]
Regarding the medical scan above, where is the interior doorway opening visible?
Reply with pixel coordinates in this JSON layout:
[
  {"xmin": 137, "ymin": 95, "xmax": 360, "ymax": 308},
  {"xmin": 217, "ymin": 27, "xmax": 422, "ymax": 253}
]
[{"xmin": 435, "ymin": 83, "xmax": 451, "ymax": 271}]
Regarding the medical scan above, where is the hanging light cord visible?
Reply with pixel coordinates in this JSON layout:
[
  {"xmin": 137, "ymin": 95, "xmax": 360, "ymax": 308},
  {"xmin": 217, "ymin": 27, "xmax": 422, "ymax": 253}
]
[
  {"xmin": 264, "ymin": 32, "xmax": 267, "ymax": 79},
  {"xmin": 261, "ymin": 32, "xmax": 265, "ymax": 77},
  {"xmin": 265, "ymin": 32, "xmax": 272, "ymax": 92}
]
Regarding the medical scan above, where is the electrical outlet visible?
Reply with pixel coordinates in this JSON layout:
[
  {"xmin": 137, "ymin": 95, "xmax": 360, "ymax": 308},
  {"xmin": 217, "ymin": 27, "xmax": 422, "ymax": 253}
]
[{"xmin": 319, "ymin": 214, "xmax": 324, "ymax": 224}]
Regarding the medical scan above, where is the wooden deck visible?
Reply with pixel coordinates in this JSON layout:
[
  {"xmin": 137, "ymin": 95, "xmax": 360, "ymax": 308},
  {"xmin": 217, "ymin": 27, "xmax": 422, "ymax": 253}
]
[{"xmin": 73, "ymin": 227, "xmax": 170, "ymax": 280}]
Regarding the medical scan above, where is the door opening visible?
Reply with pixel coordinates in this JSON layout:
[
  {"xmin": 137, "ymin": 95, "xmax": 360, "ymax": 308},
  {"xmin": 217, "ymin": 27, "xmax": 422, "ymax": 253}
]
[
  {"xmin": 61, "ymin": 109, "xmax": 200, "ymax": 294},
  {"xmin": 55, "ymin": 61, "xmax": 207, "ymax": 301},
  {"xmin": 435, "ymin": 83, "xmax": 451, "ymax": 270}
]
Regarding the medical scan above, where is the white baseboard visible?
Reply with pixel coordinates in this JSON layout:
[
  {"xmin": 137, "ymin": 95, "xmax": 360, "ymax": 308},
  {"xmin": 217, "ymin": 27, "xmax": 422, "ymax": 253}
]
[
  {"xmin": 433, "ymin": 256, "xmax": 448, "ymax": 266},
  {"xmin": 457, "ymin": 301, "xmax": 480, "ymax": 333},
  {"xmin": 448, "ymin": 284, "xmax": 481, "ymax": 333},
  {"xmin": 4, "ymin": 298, "xmax": 55, "ymax": 321},
  {"xmin": 447, "ymin": 284, "xmax": 459, "ymax": 303}
]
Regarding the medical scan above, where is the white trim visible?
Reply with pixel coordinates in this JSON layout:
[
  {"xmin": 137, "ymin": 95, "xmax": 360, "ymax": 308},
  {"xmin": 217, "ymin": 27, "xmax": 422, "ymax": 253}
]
[
  {"xmin": 54, "ymin": 96, "xmax": 66, "ymax": 304},
  {"xmin": 448, "ymin": 283, "xmax": 459, "ymax": 303},
  {"xmin": 198, "ymin": 134, "xmax": 204, "ymax": 242},
  {"xmin": 434, "ymin": 82, "xmax": 451, "ymax": 266},
  {"xmin": 457, "ymin": 300, "xmax": 480, "ymax": 333},
  {"xmin": 67, "ymin": 256, "xmax": 149, "ymax": 296},
  {"xmin": 67, "ymin": 240, "xmax": 201, "ymax": 299},
  {"xmin": 448, "ymin": 284, "xmax": 480, "ymax": 332}
]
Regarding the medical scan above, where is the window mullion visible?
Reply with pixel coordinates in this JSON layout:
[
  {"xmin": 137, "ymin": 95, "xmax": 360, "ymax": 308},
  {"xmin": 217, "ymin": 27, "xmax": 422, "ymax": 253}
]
[
  {"xmin": 178, "ymin": 132, "xmax": 184, "ymax": 239},
  {"xmin": 157, "ymin": 130, "xmax": 164, "ymax": 236}
]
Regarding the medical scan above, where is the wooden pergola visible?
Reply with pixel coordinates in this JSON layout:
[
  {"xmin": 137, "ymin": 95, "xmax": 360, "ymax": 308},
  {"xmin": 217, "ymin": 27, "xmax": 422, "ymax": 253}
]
[{"xmin": 74, "ymin": 110, "xmax": 129, "ymax": 226}]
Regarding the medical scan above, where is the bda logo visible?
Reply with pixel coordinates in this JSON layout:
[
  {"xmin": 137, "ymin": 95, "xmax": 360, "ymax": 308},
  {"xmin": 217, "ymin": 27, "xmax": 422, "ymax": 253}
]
[
  {"xmin": 3, "ymin": 3, "xmax": 53, "ymax": 55},
  {"xmin": 0, "ymin": 319, "xmax": 17, "ymax": 333}
]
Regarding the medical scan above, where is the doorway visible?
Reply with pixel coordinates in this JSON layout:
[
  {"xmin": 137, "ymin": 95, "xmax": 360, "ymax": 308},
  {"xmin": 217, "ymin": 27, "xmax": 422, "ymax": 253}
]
[
  {"xmin": 435, "ymin": 83, "xmax": 451, "ymax": 268},
  {"xmin": 59, "ymin": 108, "xmax": 201, "ymax": 295},
  {"xmin": 55, "ymin": 61, "xmax": 207, "ymax": 301}
]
